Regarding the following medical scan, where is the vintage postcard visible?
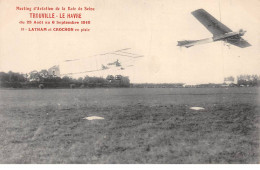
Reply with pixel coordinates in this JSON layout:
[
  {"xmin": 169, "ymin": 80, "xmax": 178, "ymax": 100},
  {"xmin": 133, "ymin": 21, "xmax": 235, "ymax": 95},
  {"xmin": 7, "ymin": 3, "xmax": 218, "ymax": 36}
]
[{"xmin": 0, "ymin": 0, "xmax": 259, "ymax": 164}]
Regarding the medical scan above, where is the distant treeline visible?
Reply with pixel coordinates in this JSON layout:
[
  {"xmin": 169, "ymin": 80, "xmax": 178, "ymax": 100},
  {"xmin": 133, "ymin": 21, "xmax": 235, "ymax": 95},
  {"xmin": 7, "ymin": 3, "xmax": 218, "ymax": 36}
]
[
  {"xmin": 236, "ymin": 75, "xmax": 260, "ymax": 87},
  {"xmin": 133, "ymin": 74, "xmax": 260, "ymax": 88},
  {"xmin": 132, "ymin": 83, "xmax": 224, "ymax": 88},
  {"xmin": 1, "ymin": 71, "xmax": 259, "ymax": 89},
  {"xmin": 132, "ymin": 83, "xmax": 184, "ymax": 88},
  {"xmin": 132, "ymin": 82, "xmax": 260, "ymax": 88},
  {"xmin": 0, "ymin": 71, "xmax": 130, "ymax": 88}
]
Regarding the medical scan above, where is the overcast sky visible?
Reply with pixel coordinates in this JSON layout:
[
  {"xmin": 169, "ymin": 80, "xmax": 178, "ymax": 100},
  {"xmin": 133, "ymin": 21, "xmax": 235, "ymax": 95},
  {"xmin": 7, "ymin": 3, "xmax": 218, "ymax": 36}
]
[{"xmin": 0, "ymin": 0, "xmax": 259, "ymax": 83}]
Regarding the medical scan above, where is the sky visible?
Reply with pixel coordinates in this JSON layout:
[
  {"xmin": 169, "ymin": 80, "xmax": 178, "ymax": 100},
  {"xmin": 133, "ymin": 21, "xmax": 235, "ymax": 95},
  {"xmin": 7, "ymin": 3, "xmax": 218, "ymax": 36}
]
[{"xmin": 0, "ymin": 0, "xmax": 259, "ymax": 84}]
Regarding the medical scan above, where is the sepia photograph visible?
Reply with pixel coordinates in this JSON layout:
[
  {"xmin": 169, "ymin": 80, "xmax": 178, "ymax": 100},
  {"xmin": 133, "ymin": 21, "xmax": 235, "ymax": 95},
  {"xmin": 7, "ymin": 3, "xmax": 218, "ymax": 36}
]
[{"xmin": 0, "ymin": 0, "xmax": 259, "ymax": 165}]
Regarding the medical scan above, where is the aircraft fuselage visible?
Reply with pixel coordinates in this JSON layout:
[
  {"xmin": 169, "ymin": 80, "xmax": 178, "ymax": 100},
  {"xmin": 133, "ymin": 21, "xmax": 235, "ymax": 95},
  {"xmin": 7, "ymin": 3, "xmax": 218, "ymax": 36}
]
[{"xmin": 177, "ymin": 30, "xmax": 245, "ymax": 48}]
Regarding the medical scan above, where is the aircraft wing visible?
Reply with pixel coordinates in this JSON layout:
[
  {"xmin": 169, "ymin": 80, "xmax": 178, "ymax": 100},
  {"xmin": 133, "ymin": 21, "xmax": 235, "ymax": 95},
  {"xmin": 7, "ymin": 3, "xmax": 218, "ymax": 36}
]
[
  {"xmin": 191, "ymin": 9, "xmax": 232, "ymax": 36},
  {"xmin": 226, "ymin": 37, "xmax": 251, "ymax": 48}
]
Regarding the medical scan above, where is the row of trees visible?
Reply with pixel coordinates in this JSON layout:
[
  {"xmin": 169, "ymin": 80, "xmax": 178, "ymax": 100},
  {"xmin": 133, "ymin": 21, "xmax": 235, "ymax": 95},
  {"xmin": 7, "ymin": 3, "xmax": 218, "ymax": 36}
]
[
  {"xmin": 1, "ymin": 71, "xmax": 259, "ymax": 88},
  {"xmin": 237, "ymin": 75, "xmax": 260, "ymax": 87},
  {"xmin": 224, "ymin": 75, "xmax": 260, "ymax": 87},
  {"xmin": 0, "ymin": 71, "xmax": 27, "ymax": 82},
  {"xmin": 0, "ymin": 71, "xmax": 130, "ymax": 88}
]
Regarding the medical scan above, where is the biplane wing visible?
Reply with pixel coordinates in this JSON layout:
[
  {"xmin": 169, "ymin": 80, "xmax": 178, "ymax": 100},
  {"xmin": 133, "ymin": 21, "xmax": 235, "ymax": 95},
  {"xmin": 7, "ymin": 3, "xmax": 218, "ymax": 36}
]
[
  {"xmin": 191, "ymin": 9, "xmax": 232, "ymax": 36},
  {"xmin": 59, "ymin": 48, "xmax": 144, "ymax": 76},
  {"xmin": 226, "ymin": 37, "xmax": 251, "ymax": 48}
]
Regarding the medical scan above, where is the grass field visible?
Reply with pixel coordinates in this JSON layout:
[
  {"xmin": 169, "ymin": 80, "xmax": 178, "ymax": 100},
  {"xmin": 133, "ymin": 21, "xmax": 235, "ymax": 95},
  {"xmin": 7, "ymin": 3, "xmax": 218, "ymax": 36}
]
[{"xmin": 0, "ymin": 87, "xmax": 259, "ymax": 163}]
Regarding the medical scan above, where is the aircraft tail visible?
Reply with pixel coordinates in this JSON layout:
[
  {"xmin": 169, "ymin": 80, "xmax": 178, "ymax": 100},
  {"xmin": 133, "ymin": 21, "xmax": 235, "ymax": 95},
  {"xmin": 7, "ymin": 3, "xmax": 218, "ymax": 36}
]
[
  {"xmin": 177, "ymin": 38, "xmax": 213, "ymax": 48},
  {"xmin": 177, "ymin": 40, "xmax": 196, "ymax": 48}
]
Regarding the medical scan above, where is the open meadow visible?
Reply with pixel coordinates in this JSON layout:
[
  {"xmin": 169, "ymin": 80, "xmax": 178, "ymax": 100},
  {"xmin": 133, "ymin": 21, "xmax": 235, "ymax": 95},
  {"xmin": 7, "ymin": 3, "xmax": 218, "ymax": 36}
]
[{"xmin": 0, "ymin": 87, "xmax": 259, "ymax": 163}]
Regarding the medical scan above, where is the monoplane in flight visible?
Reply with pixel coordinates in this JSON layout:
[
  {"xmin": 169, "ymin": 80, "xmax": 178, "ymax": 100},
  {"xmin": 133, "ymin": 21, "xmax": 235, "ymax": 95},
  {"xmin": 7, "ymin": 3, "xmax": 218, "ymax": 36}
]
[{"xmin": 177, "ymin": 8, "xmax": 251, "ymax": 48}]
